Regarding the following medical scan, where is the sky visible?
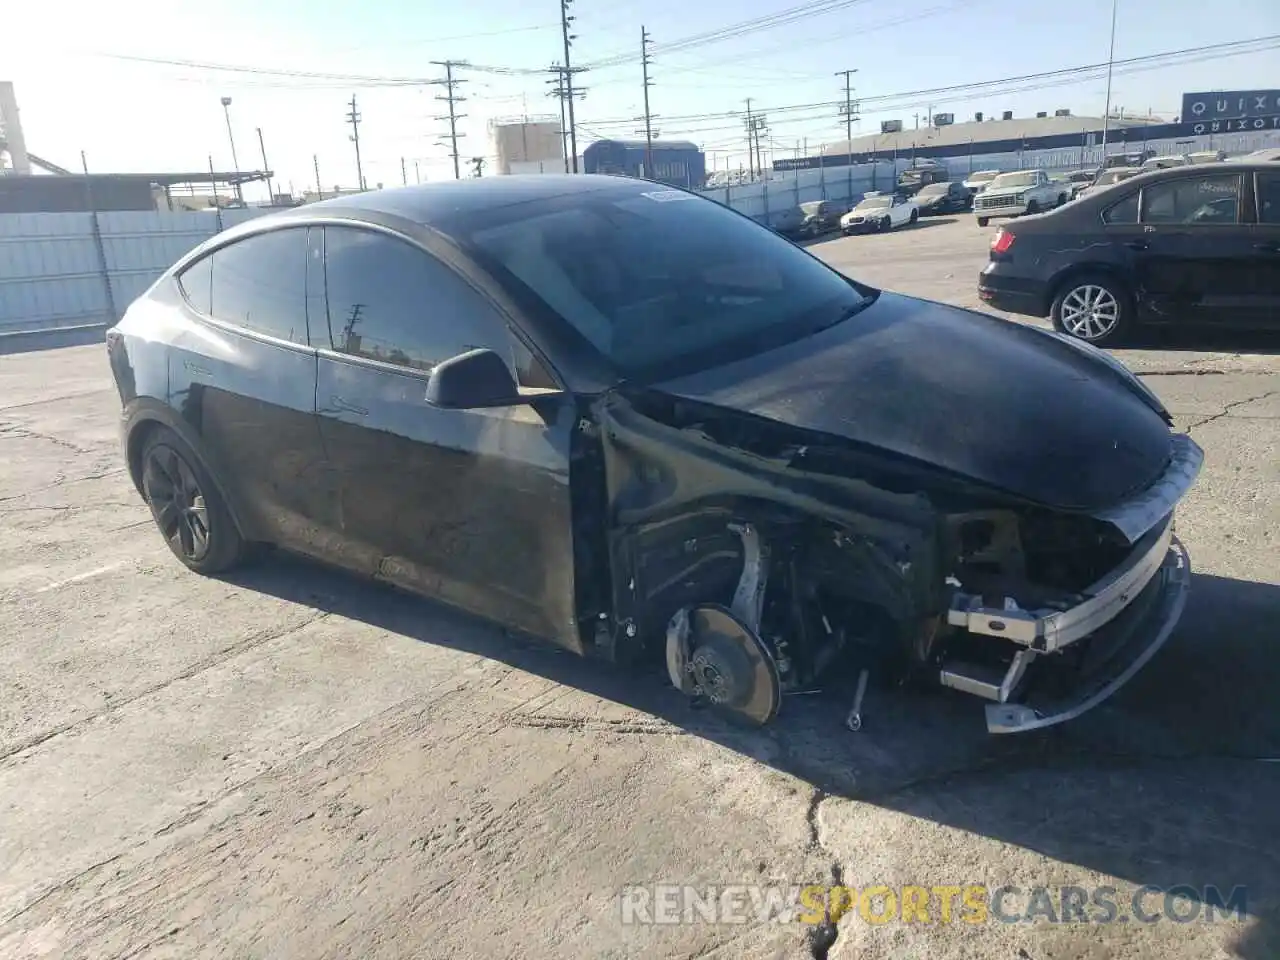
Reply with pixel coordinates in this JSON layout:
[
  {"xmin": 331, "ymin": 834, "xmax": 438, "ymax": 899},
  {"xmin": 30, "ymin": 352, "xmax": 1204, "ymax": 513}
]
[{"xmin": 4, "ymin": 0, "xmax": 1279, "ymax": 199}]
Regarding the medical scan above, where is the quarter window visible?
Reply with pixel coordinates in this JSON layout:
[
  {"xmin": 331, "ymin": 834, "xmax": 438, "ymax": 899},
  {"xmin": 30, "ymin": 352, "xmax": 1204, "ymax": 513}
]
[
  {"xmin": 1256, "ymin": 173, "xmax": 1280, "ymax": 225},
  {"xmin": 320, "ymin": 226, "xmax": 518, "ymax": 376},
  {"xmin": 1102, "ymin": 192, "xmax": 1139, "ymax": 225},
  {"xmin": 1140, "ymin": 175, "xmax": 1241, "ymax": 225},
  {"xmin": 177, "ymin": 255, "xmax": 213, "ymax": 314},
  {"xmin": 204, "ymin": 229, "xmax": 309, "ymax": 344}
]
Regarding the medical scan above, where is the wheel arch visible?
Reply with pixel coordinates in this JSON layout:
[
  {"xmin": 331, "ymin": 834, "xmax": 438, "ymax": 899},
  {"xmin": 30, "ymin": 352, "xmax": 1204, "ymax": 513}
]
[
  {"xmin": 124, "ymin": 400, "xmax": 256, "ymax": 542},
  {"xmin": 1046, "ymin": 262, "xmax": 1134, "ymax": 311}
]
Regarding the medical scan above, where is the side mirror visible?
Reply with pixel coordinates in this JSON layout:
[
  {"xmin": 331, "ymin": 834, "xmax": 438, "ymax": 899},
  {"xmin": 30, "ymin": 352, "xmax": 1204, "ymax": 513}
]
[{"xmin": 426, "ymin": 348, "xmax": 524, "ymax": 409}]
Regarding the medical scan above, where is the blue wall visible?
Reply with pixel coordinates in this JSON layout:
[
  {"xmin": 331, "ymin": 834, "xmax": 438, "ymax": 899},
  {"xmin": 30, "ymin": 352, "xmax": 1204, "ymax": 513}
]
[{"xmin": 582, "ymin": 141, "xmax": 707, "ymax": 188}]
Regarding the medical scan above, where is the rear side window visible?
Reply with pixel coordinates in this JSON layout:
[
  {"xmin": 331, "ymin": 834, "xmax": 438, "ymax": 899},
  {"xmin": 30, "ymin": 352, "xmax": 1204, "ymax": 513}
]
[
  {"xmin": 1140, "ymin": 175, "xmax": 1241, "ymax": 225},
  {"xmin": 202, "ymin": 229, "xmax": 309, "ymax": 344},
  {"xmin": 1102, "ymin": 192, "xmax": 1139, "ymax": 225}
]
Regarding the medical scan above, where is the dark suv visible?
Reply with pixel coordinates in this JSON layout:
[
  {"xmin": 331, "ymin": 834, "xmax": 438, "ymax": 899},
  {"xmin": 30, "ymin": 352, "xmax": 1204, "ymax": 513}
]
[{"xmin": 978, "ymin": 163, "xmax": 1280, "ymax": 346}]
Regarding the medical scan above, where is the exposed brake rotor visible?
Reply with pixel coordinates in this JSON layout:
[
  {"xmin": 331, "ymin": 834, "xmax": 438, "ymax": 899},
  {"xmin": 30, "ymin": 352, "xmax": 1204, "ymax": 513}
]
[{"xmin": 667, "ymin": 604, "xmax": 781, "ymax": 726}]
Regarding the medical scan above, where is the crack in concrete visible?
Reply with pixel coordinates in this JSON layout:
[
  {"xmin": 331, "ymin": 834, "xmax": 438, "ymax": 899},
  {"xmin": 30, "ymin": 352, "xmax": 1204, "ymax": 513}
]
[
  {"xmin": 0, "ymin": 421, "xmax": 109, "ymax": 456},
  {"xmin": 503, "ymin": 713, "xmax": 686, "ymax": 736},
  {"xmin": 0, "ymin": 612, "xmax": 331, "ymax": 764},
  {"xmin": 1186, "ymin": 390, "xmax": 1280, "ymax": 434},
  {"xmin": 804, "ymin": 788, "xmax": 846, "ymax": 960},
  {"xmin": 0, "ymin": 853, "xmax": 122, "ymax": 926}
]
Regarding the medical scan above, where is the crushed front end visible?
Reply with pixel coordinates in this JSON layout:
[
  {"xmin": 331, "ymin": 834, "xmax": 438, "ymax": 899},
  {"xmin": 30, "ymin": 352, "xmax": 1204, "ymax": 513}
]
[{"xmin": 591, "ymin": 390, "xmax": 1202, "ymax": 734}]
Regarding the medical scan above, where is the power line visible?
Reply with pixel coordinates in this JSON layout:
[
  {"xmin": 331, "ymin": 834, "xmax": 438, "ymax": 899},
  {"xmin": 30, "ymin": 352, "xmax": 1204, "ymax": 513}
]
[
  {"xmin": 430, "ymin": 60, "xmax": 468, "ymax": 180},
  {"xmin": 579, "ymin": 35, "xmax": 1280, "ymax": 129},
  {"xmin": 582, "ymin": 0, "xmax": 878, "ymax": 69},
  {"xmin": 345, "ymin": 94, "xmax": 365, "ymax": 190}
]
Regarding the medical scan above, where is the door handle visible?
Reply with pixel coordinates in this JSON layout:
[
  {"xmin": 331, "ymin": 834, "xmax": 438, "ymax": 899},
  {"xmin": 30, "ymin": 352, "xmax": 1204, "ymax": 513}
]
[
  {"xmin": 1124, "ymin": 240, "xmax": 1149, "ymax": 251},
  {"xmin": 330, "ymin": 395, "xmax": 368, "ymax": 417},
  {"xmin": 1254, "ymin": 242, "xmax": 1280, "ymax": 254}
]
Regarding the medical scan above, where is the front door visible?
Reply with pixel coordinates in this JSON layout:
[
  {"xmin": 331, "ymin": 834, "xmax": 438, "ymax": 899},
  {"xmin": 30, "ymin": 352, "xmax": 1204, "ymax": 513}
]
[
  {"xmin": 1130, "ymin": 171, "xmax": 1258, "ymax": 325},
  {"xmin": 310, "ymin": 224, "xmax": 581, "ymax": 650}
]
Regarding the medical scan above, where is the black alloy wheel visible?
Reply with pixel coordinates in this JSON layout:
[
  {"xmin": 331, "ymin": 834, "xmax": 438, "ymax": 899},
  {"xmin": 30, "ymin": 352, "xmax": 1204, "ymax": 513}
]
[{"xmin": 141, "ymin": 429, "xmax": 245, "ymax": 573}]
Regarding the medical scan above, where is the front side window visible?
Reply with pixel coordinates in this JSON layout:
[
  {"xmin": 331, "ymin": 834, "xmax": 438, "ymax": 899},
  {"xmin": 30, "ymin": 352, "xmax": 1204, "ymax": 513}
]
[
  {"xmin": 1140, "ymin": 175, "xmax": 1241, "ymax": 225},
  {"xmin": 205, "ymin": 228, "xmax": 309, "ymax": 344},
  {"xmin": 321, "ymin": 227, "xmax": 515, "ymax": 375},
  {"xmin": 466, "ymin": 187, "xmax": 866, "ymax": 381}
]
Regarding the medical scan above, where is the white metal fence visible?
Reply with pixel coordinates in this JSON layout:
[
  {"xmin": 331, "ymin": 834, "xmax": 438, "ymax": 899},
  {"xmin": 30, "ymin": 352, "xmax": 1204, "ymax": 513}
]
[
  {"xmin": 0, "ymin": 208, "xmax": 268, "ymax": 335},
  {"xmin": 2, "ymin": 129, "xmax": 1275, "ymax": 336}
]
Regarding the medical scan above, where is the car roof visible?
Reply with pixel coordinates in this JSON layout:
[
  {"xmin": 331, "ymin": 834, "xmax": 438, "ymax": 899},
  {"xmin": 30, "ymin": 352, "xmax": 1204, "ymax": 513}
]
[{"xmin": 302, "ymin": 174, "xmax": 651, "ymax": 225}]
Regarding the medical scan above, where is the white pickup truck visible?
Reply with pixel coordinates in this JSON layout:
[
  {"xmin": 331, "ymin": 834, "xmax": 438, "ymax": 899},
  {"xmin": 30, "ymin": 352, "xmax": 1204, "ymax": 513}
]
[{"xmin": 972, "ymin": 169, "xmax": 1071, "ymax": 226}]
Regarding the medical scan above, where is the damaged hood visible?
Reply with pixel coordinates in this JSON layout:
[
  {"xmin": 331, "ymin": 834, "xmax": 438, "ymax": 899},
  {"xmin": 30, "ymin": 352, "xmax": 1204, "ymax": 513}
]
[{"xmin": 652, "ymin": 293, "xmax": 1174, "ymax": 512}]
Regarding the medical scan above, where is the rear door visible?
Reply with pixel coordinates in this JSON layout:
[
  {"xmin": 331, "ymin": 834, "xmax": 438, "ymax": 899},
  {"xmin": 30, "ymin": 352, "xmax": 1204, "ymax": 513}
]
[
  {"xmin": 311, "ymin": 224, "xmax": 580, "ymax": 649},
  {"xmin": 1129, "ymin": 171, "xmax": 1257, "ymax": 325},
  {"xmin": 170, "ymin": 226, "xmax": 332, "ymax": 549},
  {"xmin": 1248, "ymin": 169, "xmax": 1280, "ymax": 327}
]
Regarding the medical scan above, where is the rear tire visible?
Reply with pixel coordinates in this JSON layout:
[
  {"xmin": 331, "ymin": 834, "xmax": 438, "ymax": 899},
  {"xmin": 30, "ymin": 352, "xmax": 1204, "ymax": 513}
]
[
  {"xmin": 1050, "ymin": 273, "xmax": 1132, "ymax": 347},
  {"xmin": 140, "ymin": 427, "xmax": 246, "ymax": 574},
  {"xmin": 909, "ymin": 208, "xmax": 919, "ymax": 224}
]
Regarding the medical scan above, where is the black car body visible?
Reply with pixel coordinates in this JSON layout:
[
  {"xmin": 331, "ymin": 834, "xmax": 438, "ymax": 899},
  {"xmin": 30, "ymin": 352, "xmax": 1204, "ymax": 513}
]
[
  {"xmin": 798, "ymin": 199, "xmax": 847, "ymax": 236},
  {"xmin": 896, "ymin": 165, "xmax": 949, "ymax": 197},
  {"xmin": 979, "ymin": 162, "xmax": 1280, "ymax": 345},
  {"xmin": 107, "ymin": 175, "xmax": 1201, "ymax": 734},
  {"xmin": 913, "ymin": 181, "xmax": 972, "ymax": 214}
]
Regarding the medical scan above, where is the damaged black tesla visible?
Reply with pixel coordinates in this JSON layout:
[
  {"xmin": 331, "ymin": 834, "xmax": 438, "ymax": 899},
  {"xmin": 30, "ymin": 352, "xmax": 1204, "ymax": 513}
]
[{"xmin": 106, "ymin": 174, "xmax": 1201, "ymax": 734}]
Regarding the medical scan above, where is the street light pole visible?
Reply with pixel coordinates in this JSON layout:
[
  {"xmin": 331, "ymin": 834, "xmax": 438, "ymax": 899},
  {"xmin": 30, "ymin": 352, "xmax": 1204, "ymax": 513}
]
[
  {"xmin": 220, "ymin": 97, "xmax": 242, "ymax": 203},
  {"xmin": 1101, "ymin": 0, "xmax": 1118, "ymax": 161}
]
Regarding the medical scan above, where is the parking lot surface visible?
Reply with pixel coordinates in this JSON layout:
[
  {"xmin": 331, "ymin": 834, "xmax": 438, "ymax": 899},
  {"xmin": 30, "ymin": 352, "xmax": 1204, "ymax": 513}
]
[{"xmin": 1, "ymin": 217, "xmax": 1278, "ymax": 960}]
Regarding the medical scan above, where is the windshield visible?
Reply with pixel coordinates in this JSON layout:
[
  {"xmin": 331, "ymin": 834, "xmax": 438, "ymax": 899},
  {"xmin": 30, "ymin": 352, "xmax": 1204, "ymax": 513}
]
[
  {"xmin": 465, "ymin": 188, "xmax": 868, "ymax": 381},
  {"xmin": 1097, "ymin": 170, "xmax": 1136, "ymax": 185},
  {"xmin": 855, "ymin": 196, "xmax": 892, "ymax": 210},
  {"xmin": 967, "ymin": 171, "xmax": 999, "ymax": 183},
  {"xmin": 917, "ymin": 184, "xmax": 949, "ymax": 197},
  {"xmin": 989, "ymin": 172, "xmax": 1038, "ymax": 189}
]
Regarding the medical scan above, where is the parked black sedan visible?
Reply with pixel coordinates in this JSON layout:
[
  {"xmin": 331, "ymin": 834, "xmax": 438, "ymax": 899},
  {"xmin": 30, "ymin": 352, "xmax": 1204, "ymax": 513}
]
[
  {"xmin": 107, "ymin": 175, "xmax": 1200, "ymax": 734},
  {"xmin": 979, "ymin": 162, "xmax": 1280, "ymax": 346},
  {"xmin": 913, "ymin": 181, "xmax": 972, "ymax": 215}
]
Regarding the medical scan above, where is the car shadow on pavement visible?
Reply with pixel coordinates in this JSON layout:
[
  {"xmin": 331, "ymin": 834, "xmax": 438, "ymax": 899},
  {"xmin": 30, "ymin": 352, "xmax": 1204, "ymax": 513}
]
[
  {"xmin": 1115, "ymin": 326, "xmax": 1280, "ymax": 357},
  {"xmin": 229, "ymin": 556, "xmax": 1280, "ymax": 943}
]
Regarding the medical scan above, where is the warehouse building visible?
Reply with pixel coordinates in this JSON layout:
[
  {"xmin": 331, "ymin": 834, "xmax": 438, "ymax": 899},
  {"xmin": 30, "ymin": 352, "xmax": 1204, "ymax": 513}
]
[{"xmin": 773, "ymin": 102, "xmax": 1280, "ymax": 172}]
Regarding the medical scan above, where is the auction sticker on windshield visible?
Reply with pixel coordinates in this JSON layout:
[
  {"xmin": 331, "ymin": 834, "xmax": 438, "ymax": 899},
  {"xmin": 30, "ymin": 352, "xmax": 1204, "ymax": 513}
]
[{"xmin": 641, "ymin": 190, "xmax": 698, "ymax": 202}]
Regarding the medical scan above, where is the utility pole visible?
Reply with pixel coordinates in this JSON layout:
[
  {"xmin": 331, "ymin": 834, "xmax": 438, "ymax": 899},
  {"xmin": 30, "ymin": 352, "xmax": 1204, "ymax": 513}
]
[
  {"xmin": 559, "ymin": 0, "xmax": 582, "ymax": 171},
  {"xmin": 313, "ymin": 154, "xmax": 322, "ymax": 198},
  {"xmin": 220, "ymin": 97, "xmax": 242, "ymax": 204},
  {"xmin": 836, "ymin": 69, "xmax": 858, "ymax": 203},
  {"xmin": 345, "ymin": 95, "xmax": 365, "ymax": 190},
  {"xmin": 400, "ymin": 157, "xmax": 407, "ymax": 186},
  {"xmin": 640, "ymin": 26, "xmax": 656, "ymax": 177},
  {"xmin": 414, "ymin": 160, "xmax": 421, "ymax": 184},
  {"xmin": 744, "ymin": 98, "xmax": 767, "ymax": 180},
  {"xmin": 256, "ymin": 127, "xmax": 273, "ymax": 205},
  {"xmin": 547, "ymin": 64, "xmax": 585, "ymax": 173},
  {"xmin": 430, "ymin": 60, "xmax": 468, "ymax": 180},
  {"xmin": 1101, "ymin": 0, "xmax": 1118, "ymax": 159}
]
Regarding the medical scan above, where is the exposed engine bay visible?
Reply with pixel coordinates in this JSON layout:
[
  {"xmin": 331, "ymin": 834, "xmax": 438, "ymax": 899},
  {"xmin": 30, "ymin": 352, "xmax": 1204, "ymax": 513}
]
[{"xmin": 586, "ymin": 390, "xmax": 1200, "ymax": 734}]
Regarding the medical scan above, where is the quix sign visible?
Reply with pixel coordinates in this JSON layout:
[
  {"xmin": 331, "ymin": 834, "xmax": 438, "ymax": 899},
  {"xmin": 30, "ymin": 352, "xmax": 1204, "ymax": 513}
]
[{"xmin": 1179, "ymin": 90, "xmax": 1280, "ymax": 135}]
